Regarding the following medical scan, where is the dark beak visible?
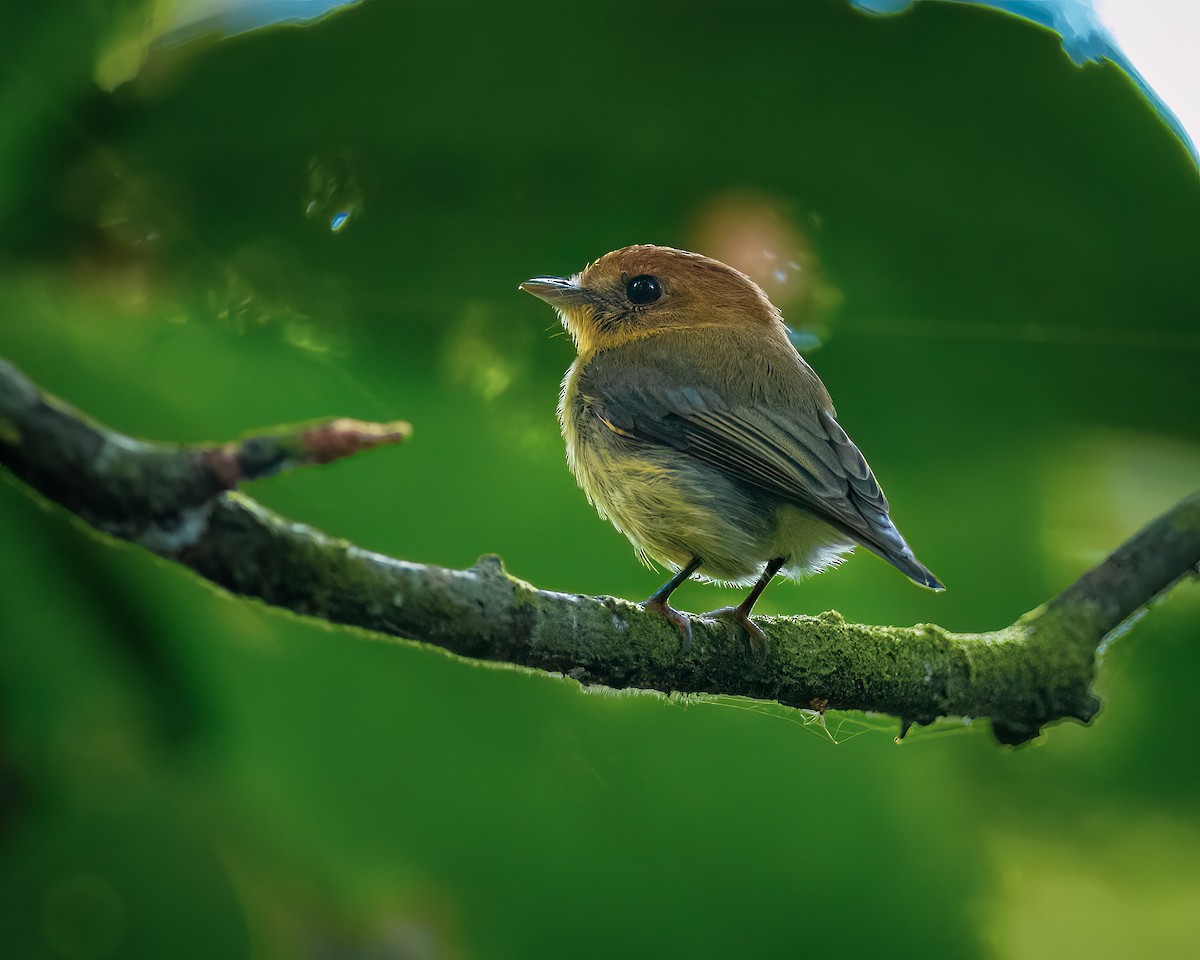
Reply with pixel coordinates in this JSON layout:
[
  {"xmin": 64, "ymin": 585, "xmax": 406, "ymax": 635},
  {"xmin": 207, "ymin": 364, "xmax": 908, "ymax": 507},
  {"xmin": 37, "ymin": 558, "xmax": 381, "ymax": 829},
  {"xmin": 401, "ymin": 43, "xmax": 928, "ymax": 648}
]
[{"xmin": 519, "ymin": 276, "xmax": 588, "ymax": 306}]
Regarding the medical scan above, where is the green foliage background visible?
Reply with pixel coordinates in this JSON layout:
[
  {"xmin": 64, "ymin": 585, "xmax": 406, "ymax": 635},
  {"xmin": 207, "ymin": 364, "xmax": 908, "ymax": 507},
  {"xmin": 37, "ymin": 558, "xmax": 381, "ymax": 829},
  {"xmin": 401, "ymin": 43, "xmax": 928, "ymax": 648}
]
[{"xmin": 2, "ymin": 1, "xmax": 1198, "ymax": 957}]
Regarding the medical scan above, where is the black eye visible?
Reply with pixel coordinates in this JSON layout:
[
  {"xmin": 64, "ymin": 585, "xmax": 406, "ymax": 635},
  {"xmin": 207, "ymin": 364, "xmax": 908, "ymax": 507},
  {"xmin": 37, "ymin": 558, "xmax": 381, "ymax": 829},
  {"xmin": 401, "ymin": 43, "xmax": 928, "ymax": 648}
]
[{"xmin": 626, "ymin": 275, "xmax": 662, "ymax": 306}]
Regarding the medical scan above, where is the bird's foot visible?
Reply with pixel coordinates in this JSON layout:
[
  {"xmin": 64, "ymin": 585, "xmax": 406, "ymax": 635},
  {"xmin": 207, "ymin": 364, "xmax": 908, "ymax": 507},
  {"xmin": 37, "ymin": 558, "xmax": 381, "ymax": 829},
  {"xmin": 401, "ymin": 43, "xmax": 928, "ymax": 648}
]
[
  {"xmin": 645, "ymin": 597, "xmax": 693, "ymax": 652},
  {"xmin": 701, "ymin": 605, "xmax": 769, "ymax": 662}
]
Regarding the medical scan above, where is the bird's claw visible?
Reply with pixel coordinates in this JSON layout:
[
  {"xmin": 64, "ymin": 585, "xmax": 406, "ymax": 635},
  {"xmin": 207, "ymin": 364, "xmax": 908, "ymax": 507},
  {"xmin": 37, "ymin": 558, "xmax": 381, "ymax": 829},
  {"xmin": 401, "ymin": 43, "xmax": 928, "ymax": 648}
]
[
  {"xmin": 701, "ymin": 605, "xmax": 769, "ymax": 662},
  {"xmin": 645, "ymin": 597, "xmax": 693, "ymax": 652}
]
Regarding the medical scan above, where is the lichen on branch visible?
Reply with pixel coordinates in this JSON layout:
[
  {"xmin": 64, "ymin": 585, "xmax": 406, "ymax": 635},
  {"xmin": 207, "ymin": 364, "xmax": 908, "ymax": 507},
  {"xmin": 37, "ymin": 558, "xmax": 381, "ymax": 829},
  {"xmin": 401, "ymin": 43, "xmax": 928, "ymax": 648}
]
[{"xmin": 2, "ymin": 355, "xmax": 1197, "ymax": 744}]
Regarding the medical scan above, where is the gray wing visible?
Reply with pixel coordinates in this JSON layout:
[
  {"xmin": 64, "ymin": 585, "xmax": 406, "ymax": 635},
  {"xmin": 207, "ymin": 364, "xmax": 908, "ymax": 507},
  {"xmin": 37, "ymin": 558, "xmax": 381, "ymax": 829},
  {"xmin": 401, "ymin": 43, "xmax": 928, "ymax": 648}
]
[{"xmin": 579, "ymin": 354, "xmax": 942, "ymax": 589}]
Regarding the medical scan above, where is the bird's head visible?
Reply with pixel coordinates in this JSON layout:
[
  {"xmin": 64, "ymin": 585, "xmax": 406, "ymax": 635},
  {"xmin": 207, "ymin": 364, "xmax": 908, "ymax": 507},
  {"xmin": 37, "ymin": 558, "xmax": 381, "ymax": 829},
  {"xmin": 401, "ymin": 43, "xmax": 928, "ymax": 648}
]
[{"xmin": 520, "ymin": 244, "xmax": 783, "ymax": 356}]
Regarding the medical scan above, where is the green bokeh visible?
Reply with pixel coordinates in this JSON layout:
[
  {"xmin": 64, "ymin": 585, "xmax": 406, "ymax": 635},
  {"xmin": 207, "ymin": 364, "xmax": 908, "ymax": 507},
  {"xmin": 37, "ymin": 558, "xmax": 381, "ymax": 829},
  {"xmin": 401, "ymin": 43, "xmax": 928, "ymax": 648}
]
[{"xmin": 2, "ymin": 2, "xmax": 1198, "ymax": 958}]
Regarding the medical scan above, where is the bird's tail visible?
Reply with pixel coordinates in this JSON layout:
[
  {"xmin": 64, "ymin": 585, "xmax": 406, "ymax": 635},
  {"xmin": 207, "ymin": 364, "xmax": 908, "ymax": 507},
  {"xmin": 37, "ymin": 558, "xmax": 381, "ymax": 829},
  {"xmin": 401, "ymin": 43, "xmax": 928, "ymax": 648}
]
[{"xmin": 880, "ymin": 545, "xmax": 944, "ymax": 591}]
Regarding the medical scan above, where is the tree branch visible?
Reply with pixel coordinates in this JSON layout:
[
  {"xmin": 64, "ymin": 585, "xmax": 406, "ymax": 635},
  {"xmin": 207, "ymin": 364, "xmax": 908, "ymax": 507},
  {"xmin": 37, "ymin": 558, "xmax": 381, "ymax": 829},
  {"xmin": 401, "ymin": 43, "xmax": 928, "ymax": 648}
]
[{"xmin": 2, "ymin": 356, "xmax": 1196, "ymax": 744}]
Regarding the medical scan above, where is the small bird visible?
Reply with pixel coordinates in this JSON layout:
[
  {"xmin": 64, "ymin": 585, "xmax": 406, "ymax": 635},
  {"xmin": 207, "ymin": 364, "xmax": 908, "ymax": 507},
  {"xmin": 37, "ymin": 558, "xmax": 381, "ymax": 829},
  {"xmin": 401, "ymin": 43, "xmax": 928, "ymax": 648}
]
[{"xmin": 520, "ymin": 245, "xmax": 942, "ymax": 654}]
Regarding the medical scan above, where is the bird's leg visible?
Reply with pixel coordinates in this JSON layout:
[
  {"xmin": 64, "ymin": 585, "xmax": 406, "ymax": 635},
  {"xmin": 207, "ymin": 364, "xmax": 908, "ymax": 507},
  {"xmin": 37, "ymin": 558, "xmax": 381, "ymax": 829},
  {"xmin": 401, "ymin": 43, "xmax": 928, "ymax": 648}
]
[
  {"xmin": 703, "ymin": 557, "xmax": 786, "ymax": 660},
  {"xmin": 644, "ymin": 556, "xmax": 703, "ymax": 651}
]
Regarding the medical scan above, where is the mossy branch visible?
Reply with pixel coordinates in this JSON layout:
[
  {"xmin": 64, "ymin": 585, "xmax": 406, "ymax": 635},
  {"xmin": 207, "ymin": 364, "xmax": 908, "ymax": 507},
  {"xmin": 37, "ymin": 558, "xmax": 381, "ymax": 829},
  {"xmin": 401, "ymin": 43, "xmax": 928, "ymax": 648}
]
[{"xmin": 2, "ymin": 356, "xmax": 1197, "ymax": 744}]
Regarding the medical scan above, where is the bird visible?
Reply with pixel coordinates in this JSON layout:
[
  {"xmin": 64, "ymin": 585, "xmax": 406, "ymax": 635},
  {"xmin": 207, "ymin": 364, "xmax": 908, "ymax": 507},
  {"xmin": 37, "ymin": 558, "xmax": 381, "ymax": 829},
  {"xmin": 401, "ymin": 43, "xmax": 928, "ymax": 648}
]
[{"xmin": 520, "ymin": 244, "xmax": 942, "ymax": 655}]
